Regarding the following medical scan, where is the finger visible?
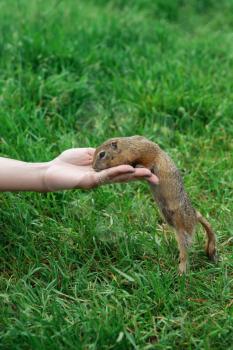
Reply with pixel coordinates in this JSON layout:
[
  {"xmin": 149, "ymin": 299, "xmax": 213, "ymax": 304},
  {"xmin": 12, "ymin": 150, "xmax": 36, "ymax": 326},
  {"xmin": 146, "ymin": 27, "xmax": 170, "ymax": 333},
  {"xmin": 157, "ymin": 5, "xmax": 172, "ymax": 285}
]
[
  {"xmin": 70, "ymin": 148, "xmax": 95, "ymax": 165},
  {"xmin": 59, "ymin": 148, "xmax": 92, "ymax": 162},
  {"xmin": 101, "ymin": 169, "xmax": 159, "ymax": 185},
  {"xmin": 134, "ymin": 168, "xmax": 159, "ymax": 184},
  {"xmin": 85, "ymin": 148, "xmax": 96, "ymax": 164},
  {"xmin": 133, "ymin": 168, "xmax": 152, "ymax": 177},
  {"xmin": 110, "ymin": 172, "xmax": 151, "ymax": 183},
  {"xmin": 108, "ymin": 173, "xmax": 140, "ymax": 183},
  {"xmin": 146, "ymin": 174, "xmax": 159, "ymax": 185},
  {"xmin": 101, "ymin": 165, "xmax": 135, "ymax": 179},
  {"xmin": 65, "ymin": 148, "xmax": 95, "ymax": 155},
  {"xmin": 95, "ymin": 165, "xmax": 135, "ymax": 186},
  {"xmin": 111, "ymin": 167, "xmax": 159, "ymax": 184},
  {"xmin": 87, "ymin": 148, "xmax": 96, "ymax": 156}
]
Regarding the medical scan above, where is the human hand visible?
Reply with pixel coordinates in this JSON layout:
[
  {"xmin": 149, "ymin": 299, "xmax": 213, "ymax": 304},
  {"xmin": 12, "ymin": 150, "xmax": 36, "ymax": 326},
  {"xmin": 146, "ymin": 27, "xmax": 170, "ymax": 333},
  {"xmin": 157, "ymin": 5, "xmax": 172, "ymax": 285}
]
[{"xmin": 44, "ymin": 148, "xmax": 159, "ymax": 191}]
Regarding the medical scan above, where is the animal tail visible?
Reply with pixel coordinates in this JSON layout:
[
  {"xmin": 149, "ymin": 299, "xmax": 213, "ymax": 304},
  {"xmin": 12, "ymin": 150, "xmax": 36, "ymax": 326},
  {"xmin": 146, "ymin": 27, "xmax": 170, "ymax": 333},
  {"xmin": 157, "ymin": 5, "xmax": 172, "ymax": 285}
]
[{"xmin": 196, "ymin": 211, "xmax": 217, "ymax": 261}]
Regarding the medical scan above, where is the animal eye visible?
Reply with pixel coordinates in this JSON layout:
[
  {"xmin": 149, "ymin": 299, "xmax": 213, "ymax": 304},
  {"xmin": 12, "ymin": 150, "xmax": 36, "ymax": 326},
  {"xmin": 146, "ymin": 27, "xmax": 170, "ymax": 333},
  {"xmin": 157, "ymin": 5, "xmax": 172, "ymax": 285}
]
[{"xmin": 99, "ymin": 151, "xmax": 106, "ymax": 159}]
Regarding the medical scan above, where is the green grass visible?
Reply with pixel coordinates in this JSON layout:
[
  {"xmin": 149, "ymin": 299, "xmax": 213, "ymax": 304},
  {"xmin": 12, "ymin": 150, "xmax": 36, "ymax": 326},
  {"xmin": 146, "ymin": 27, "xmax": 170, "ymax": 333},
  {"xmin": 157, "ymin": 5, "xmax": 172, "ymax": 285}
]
[{"xmin": 0, "ymin": 0, "xmax": 233, "ymax": 349}]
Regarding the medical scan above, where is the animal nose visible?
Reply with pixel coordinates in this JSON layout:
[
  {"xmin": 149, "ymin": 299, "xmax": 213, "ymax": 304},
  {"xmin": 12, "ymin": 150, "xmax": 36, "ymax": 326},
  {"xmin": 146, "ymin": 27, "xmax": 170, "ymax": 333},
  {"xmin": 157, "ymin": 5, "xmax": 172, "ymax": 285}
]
[{"xmin": 99, "ymin": 151, "xmax": 106, "ymax": 159}]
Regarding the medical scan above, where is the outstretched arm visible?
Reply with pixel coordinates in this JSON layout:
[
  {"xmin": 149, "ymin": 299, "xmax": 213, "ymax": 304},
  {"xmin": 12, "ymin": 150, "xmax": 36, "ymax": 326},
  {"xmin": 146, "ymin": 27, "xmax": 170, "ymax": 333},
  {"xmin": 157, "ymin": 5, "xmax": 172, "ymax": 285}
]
[
  {"xmin": 0, "ymin": 148, "xmax": 158, "ymax": 192},
  {"xmin": 0, "ymin": 157, "xmax": 47, "ymax": 192}
]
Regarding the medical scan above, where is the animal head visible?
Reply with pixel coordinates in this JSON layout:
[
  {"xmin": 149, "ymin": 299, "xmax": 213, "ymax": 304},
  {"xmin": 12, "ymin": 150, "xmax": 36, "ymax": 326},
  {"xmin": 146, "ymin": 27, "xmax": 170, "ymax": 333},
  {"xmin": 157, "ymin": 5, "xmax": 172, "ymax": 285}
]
[
  {"xmin": 92, "ymin": 137, "xmax": 131, "ymax": 171},
  {"xmin": 93, "ymin": 139, "xmax": 123, "ymax": 171}
]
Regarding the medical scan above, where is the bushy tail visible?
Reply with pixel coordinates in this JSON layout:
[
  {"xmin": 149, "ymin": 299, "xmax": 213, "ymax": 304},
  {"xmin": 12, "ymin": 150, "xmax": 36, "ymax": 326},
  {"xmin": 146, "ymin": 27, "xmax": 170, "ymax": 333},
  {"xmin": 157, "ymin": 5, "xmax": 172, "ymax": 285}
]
[{"xmin": 196, "ymin": 211, "xmax": 217, "ymax": 261}]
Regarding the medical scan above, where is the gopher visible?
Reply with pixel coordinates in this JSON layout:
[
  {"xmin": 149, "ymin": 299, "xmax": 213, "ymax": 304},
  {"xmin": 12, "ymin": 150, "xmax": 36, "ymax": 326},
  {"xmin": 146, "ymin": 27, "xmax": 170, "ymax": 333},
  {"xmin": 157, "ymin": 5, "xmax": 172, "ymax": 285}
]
[{"xmin": 92, "ymin": 136, "xmax": 217, "ymax": 274}]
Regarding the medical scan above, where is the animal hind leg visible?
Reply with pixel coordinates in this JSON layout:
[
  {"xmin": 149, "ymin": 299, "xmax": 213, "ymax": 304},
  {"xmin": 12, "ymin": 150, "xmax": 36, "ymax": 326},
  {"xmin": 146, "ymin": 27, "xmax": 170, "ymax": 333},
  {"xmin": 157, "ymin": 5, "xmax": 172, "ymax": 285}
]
[{"xmin": 175, "ymin": 229, "xmax": 192, "ymax": 275}]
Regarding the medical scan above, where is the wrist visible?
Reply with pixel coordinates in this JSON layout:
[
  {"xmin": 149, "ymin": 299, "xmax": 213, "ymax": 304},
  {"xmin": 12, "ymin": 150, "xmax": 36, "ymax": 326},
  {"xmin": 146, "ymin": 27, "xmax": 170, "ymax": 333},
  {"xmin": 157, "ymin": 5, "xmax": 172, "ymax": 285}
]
[
  {"xmin": 40, "ymin": 161, "xmax": 56, "ymax": 192},
  {"xmin": 27, "ymin": 161, "xmax": 51, "ymax": 192}
]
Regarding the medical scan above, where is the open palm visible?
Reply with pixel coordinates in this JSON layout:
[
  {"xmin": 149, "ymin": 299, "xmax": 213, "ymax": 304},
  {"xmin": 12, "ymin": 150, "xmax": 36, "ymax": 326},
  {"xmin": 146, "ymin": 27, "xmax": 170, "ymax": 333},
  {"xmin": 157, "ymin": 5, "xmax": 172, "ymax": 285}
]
[{"xmin": 44, "ymin": 148, "xmax": 158, "ymax": 191}]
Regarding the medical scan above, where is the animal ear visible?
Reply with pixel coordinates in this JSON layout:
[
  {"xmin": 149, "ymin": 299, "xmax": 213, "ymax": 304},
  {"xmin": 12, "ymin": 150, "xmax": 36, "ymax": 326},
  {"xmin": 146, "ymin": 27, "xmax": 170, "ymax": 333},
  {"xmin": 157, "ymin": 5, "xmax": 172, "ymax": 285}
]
[{"xmin": 111, "ymin": 141, "xmax": 118, "ymax": 150}]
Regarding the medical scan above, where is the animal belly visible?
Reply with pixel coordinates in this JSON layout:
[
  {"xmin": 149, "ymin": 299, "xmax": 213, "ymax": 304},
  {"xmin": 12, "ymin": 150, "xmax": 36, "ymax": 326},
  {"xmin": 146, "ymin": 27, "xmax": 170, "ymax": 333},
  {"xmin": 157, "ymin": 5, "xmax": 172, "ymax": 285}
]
[
  {"xmin": 160, "ymin": 206, "xmax": 175, "ymax": 226},
  {"xmin": 150, "ymin": 186, "xmax": 176, "ymax": 226}
]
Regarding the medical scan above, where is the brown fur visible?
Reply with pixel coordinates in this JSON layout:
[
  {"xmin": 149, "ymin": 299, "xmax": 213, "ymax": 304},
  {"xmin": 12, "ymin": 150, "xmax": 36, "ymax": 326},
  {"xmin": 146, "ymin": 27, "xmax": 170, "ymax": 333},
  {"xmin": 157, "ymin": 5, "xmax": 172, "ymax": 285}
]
[{"xmin": 93, "ymin": 136, "xmax": 217, "ymax": 274}]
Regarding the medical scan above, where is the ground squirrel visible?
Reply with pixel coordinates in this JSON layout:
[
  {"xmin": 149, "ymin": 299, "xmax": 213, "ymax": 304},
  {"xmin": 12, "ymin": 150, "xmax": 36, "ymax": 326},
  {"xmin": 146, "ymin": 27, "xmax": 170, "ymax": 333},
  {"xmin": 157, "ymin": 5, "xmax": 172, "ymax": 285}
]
[{"xmin": 92, "ymin": 136, "xmax": 217, "ymax": 274}]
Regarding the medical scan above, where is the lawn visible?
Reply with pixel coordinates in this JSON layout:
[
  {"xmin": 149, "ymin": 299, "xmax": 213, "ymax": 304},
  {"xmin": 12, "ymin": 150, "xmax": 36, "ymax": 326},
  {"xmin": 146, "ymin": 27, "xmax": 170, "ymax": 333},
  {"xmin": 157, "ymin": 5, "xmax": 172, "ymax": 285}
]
[{"xmin": 0, "ymin": 0, "xmax": 233, "ymax": 349}]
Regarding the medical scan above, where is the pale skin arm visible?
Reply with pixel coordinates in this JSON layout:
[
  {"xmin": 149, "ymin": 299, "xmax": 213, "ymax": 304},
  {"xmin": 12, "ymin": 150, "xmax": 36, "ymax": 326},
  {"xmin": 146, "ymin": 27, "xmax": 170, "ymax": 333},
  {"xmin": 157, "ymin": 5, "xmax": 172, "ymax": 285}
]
[{"xmin": 0, "ymin": 148, "xmax": 158, "ymax": 192}]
